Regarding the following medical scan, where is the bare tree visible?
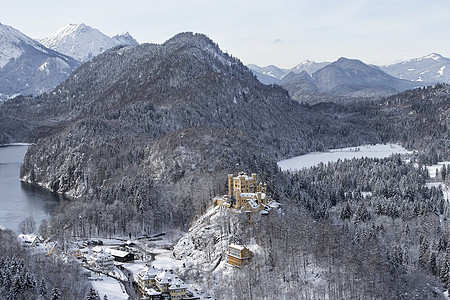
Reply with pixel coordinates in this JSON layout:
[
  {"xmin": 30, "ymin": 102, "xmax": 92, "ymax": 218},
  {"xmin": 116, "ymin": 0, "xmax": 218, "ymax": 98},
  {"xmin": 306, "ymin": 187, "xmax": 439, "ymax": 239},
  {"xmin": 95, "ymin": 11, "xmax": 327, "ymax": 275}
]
[{"xmin": 18, "ymin": 216, "xmax": 36, "ymax": 234}]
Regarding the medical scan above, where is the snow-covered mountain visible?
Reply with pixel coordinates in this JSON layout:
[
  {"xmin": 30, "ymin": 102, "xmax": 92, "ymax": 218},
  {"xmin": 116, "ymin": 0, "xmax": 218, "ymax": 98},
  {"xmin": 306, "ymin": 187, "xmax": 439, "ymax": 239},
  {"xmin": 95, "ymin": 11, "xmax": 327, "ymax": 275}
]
[
  {"xmin": 380, "ymin": 53, "xmax": 450, "ymax": 84},
  {"xmin": 278, "ymin": 57, "xmax": 421, "ymax": 104},
  {"xmin": 0, "ymin": 23, "xmax": 80, "ymax": 101},
  {"xmin": 39, "ymin": 23, "xmax": 138, "ymax": 62},
  {"xmin": 247, "ymin": 64, "xmax": 287, "ymax": 79},
  {"xmin": 289, "ymin": 60, "xmax": 330, "ymax": 75}
]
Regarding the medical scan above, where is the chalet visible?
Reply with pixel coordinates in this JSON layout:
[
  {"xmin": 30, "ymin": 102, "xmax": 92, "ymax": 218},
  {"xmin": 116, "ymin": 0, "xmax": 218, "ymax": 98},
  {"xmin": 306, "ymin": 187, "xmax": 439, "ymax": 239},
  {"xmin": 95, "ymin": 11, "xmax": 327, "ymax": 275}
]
[
  {"xmin": 18, "ymin": 233, "xmax": 42, "ymax": 247},
  {"xmin": 108, "ymin": 249, "xmax": 135, "ymax": 263},
  {"xmin": 227, "ymin": 244, "xmax": 253, "ymax": 267}
]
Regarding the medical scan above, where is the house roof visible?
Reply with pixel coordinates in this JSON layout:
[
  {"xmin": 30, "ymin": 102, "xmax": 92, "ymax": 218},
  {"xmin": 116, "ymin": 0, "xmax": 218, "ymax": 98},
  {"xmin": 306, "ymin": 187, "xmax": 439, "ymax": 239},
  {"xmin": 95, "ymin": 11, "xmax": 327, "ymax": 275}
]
[
  {"xmin": 168, "ymin": 278, "xmax": 187, "ymax": 290},
  {"xmin": 18, "ymin": 233, "xmax": 41, "ymax": 243},
  {"xmin": 138, "ymin": 265, "xmax": 161, "ymax": 280},
  {"xmin": 108, "ymin": 249, "xmax": 131, "ymax": 258},
  {"xmin": 229, "ymin": 244, "xmax": 245, "ymax": 250},
  {"xmin": 155, "ymin": 270, "xmax": 178, "ymax": 284}
]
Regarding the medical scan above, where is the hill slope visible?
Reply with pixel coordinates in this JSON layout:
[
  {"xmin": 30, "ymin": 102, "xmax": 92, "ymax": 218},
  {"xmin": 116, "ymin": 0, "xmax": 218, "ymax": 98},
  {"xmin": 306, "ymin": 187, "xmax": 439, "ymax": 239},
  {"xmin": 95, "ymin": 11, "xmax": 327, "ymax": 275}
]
[{"xmin": 381, "ymin": 53, "xmax": 450, "ymax": 84}]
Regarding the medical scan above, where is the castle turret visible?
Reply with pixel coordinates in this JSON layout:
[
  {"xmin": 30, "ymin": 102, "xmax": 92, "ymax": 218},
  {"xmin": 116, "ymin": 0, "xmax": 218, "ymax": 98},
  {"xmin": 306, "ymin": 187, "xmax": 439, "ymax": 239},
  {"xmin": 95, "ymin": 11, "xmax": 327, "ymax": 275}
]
[
  {"xmin": 235, "ymin": 188, "xmax": 241, "ymax": 209},
  {"xmin": 228, "ymin": 174, "xmax": 233, "ymax": 198}
]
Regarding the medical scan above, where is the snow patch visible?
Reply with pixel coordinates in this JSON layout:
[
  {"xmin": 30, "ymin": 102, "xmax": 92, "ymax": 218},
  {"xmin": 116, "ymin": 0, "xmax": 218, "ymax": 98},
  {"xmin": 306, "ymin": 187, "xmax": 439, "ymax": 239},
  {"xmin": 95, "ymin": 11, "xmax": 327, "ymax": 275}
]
[
  {"xmin": 438, "ymin": 65, "xmax": 446, "ymax": 76},
  {"xmin": 90, "ymin": 272, "xmax": 128, "ymax": 300}
]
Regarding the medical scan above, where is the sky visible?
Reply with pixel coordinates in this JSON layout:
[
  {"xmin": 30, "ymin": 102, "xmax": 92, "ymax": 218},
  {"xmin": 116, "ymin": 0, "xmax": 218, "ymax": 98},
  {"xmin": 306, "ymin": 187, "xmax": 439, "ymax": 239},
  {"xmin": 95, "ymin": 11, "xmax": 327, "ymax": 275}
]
[{"xmin": 2, "ymin": 0, "xmax": 450, "ymax": 69}]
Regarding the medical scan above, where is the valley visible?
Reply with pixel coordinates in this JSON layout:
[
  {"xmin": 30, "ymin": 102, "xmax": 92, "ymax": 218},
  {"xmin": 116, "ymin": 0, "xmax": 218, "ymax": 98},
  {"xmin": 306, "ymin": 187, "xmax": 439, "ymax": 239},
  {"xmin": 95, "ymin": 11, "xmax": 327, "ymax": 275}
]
[{"xmin": 0, "ymin": 24, "xmax": 449, "ymax": 299}]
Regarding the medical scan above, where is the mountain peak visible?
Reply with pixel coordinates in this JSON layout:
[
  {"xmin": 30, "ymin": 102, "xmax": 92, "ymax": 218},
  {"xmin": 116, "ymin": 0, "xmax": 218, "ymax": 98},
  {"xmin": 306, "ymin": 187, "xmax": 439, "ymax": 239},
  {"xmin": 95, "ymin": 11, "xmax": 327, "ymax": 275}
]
[
  {"xmin": 163, "ymin": 32, "xmax": 215, "ymax": 48},
  {"xmin": 0, "ymin": 23, "xmax": 80, "ymax": 100},
  {"xmin": 39, "ymin": 23, "xmax": 138, "ymax": 62},
  {"xmin": 422, "ymin": 53, "xmax": 444, "ymax": 61}
]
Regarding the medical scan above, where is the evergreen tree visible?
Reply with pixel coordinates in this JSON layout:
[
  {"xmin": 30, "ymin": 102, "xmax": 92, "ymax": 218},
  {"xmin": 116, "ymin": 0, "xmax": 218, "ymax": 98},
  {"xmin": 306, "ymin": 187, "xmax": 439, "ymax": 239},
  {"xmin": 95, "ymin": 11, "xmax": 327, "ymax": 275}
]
[
  {"xmin": 39, "ymin": 278, "xmax": 48, "ymax": 298},
  {"xmin": 429, "ymin": 252, "xmax": 437, "ymax": 275},
  {"xmin": 339, "ymin": 202, "xmax": 353, "ymax": 220},
  {"xmin": 50, "ymin": 287, "xmax": 60, "ymax": 300},
  {"xmin": 419, "ymin": 237, "xmax": 429, "ymax": 268},
  {"xmin": 85, "ymin": 287, "xmax": 101, "ymax": 300},
  {"xmin": 440, "ymin": 261, "xmax": 449, "ymax": 290}
]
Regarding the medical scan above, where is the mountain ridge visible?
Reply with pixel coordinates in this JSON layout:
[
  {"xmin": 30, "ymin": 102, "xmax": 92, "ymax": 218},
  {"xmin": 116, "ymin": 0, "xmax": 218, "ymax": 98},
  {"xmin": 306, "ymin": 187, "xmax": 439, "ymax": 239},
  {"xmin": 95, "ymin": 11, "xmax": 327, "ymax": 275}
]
[
  {"xmin": 39, "ymin": 23, "xmax": 138, "ymax": 62},
  {"xmin": 0, "ymin": 23, "xmax": 80, "ymax": 101}
]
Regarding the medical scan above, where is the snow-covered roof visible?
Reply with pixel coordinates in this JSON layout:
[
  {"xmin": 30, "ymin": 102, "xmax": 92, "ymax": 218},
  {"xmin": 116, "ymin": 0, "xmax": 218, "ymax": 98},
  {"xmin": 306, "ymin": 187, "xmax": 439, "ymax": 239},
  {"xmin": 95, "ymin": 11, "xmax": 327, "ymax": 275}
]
[
  {"xmin": 18, "ymin": 233, "xmax": 41, "ymax": 243},
  {"xmin": 234, "ymin": 173, "xmax": 253, "ymax": 181},
  {"xmin": 229, "ymin": 244, "xmax": 245, "ymax": 250},
  {"xmin": 168, "ymin": 278, "xmax": 187, "ymax": 290},
  {"xmin": 240, "ymin": 192, "xmax": 256, "ymax": 198},
  {"xmin": 138, "ymin": 265, "xmax": 161, "ymax": 280},
  {"xmin": 155, "ymin": 270, "xmax": 178, "ymax": 284},
  {"xmin": 91, "ymin": 251, "xmax": 114, "ymax": 261},
  {"xmin": 108, "ymin": 249, "xmax": 131, "ymax": 258},
  {"xmin": 248, "ymin": 199, "xmax": 260, "ymax": 209},
  {"xmin": 146, "ymin": 288, "xmax": 162, "ymax": 296}
]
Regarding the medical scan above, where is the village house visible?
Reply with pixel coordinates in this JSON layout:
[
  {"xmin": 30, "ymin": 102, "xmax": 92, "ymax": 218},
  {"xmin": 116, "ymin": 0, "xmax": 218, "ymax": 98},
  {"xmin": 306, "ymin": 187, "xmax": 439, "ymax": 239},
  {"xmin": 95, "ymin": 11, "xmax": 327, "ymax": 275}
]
[
  {"xmin": 136, "ymin": 266, "xmax": 200, "ymax": 300},
  {"xmin": 91, "ymin": 246, "xmax": 135, "ymax": 263},
  {"xmin": 227, "ymin": 244, "xmax": 253, "ymax": 267},
  {"xmin": 18, "ymin": 233, "xmax": 42, "ymax": 247},
  {"xmin": 89, "ymin": 250, "xmax": 114, "ymax": 272},
  {"xmin": 108, "ymin": 248, "xmax": 135, "ymax": 263},
  {"xmin": 137, "ymin": 265, "xmax": 161, "ymax": 291},
  {"xmin": 168, "ymin": 278, "xmax": 188, "ymax": 299},
  {"xmin": 214, "ymin": 172, "xmax": 276, "ymax": 213}
]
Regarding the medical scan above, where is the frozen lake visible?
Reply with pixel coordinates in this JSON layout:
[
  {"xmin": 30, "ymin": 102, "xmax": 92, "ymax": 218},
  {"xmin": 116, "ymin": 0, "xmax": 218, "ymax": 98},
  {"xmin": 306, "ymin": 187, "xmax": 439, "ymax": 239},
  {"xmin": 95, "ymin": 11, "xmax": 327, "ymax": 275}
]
[
  {"xmin": 278, "ymin": 143, "xmax": 412, "ymax": 171},
  {"xmin": 0, "ymin": 145, "xmax": 60, "ymax": 232}
]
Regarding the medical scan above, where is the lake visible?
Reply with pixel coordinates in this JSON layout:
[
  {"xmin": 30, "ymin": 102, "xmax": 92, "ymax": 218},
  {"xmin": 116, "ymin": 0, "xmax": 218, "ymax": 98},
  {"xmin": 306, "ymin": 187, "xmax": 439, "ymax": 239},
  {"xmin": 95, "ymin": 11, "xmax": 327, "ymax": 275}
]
[
  {"xmin": 0, "ymin": 145, "xmax": 60, "ymax": 232},
  {"xmin": 278, "ymin": 143, "xmax": 412, "ymax": 171}
]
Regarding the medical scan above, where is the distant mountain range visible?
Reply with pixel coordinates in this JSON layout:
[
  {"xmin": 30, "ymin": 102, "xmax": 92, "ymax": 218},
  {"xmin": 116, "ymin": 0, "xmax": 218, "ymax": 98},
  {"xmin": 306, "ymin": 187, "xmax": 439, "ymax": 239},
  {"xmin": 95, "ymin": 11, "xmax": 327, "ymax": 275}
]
[
  {"xmin": 248, "ymin": 54, "xmax": 450, "ymax": 103},
  {"xmin": 380, "ymin": 53, "xmax": 450, "ymax": 84},
  {"xmin": 39, "ymin": 23, "xmax": 138, "ymax": 62},
  {"xmin": 277, "ymin": 57, "xmax": 419, "ymax": 103},
  {"xmin": 0, "ymin": 23, "xmax": 138, "ymax": 102},
  {"xmin": 1, "ymin": 21, "xmax": 449, "ymax": 105}
]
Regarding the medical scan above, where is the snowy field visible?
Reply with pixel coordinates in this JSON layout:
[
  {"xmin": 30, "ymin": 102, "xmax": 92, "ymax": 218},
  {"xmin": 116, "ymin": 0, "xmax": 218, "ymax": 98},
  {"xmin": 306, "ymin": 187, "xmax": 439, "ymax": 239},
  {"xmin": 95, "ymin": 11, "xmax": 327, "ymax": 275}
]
[
  {"xmin": 427, "ymin": 161, "xmax": 450, "ymax": 179},
  {"xmin": 426, "ymin": 161, "xmax": 450, "ymax": 201},
  {"xmin": 278, "ymin": 143, "xmax": 412, "ymax": 171},
  {"xmin": 90, "ymin": 272, "xmax": 128, "ymax": 300}
]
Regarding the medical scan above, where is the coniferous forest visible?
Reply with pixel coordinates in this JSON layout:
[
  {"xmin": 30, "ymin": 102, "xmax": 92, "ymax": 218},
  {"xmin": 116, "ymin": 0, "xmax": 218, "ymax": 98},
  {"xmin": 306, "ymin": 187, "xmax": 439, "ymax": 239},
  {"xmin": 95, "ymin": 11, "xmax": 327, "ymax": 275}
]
[{"xmin": 0, "ymin": 33, "xmax": 449, "ymax": 299}]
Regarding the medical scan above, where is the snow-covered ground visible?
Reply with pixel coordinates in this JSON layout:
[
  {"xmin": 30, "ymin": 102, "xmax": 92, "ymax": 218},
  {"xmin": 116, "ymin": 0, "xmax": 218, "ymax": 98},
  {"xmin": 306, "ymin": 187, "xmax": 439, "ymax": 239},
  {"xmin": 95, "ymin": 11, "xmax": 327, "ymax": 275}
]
[
  {"xmin": 427, "ymin": 161, "xmax": 450, "ymax": 179},
  {"xmin": 90, "ymin": 272, "xmax": 128, "ymax": 300},
  {"xmin": 426, "ymin": 161, "xmax": 450, "ymax": 201},
  {"xmin": 278, "ymin": 143, "xmax": 412, "ymax": 171}
]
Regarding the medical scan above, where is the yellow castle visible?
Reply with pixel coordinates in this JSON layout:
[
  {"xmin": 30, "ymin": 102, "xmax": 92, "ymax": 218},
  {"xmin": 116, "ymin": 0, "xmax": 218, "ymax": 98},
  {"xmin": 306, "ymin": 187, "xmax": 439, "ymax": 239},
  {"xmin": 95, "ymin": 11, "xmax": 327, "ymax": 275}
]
[{"xmin": 214, "ymin": 172, "xmax": 273, "ymax": 212}]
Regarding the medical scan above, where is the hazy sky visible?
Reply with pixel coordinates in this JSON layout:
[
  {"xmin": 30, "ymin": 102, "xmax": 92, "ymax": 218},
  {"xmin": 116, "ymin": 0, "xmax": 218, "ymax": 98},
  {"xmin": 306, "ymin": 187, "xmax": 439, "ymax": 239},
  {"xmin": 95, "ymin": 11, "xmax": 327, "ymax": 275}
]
[{"xmin": 3, "ymin": 0, "xmax": 450, "ymax": 68}]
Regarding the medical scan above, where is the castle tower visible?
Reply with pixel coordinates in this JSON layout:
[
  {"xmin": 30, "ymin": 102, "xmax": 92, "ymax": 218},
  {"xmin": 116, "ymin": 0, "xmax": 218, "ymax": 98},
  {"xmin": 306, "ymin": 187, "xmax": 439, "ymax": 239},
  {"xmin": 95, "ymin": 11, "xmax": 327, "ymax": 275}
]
[
  {"xmin": 235, "ymin": 188, "xmax": 241, "ymax": 209},
  {"xmin": 228, "ymin": 174, "xmax": 233, "ymax": 198}
]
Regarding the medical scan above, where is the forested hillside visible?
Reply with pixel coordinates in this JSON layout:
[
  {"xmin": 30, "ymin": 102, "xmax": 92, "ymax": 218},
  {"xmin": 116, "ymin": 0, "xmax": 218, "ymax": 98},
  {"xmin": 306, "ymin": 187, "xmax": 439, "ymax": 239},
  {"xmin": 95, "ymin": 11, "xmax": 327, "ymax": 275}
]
[
  {"xmin": 0, "ymin": 33, "xmax": 379, "ymax": 241},
  {"xmin": 0, "ymin": 32, "xmax": 449, "ymax": 299},
  {"xmin": 0, "ymin": 229, "xmax": 90, "ymax": 299}
]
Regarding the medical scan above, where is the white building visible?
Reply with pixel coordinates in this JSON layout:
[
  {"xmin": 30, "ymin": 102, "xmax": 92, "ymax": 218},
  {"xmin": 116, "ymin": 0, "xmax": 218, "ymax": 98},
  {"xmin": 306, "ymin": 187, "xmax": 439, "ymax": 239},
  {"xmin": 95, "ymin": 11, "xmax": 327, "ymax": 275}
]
[{"xmin": 90, "ymin": 250, "xmax": 114, "ymax": 271}]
